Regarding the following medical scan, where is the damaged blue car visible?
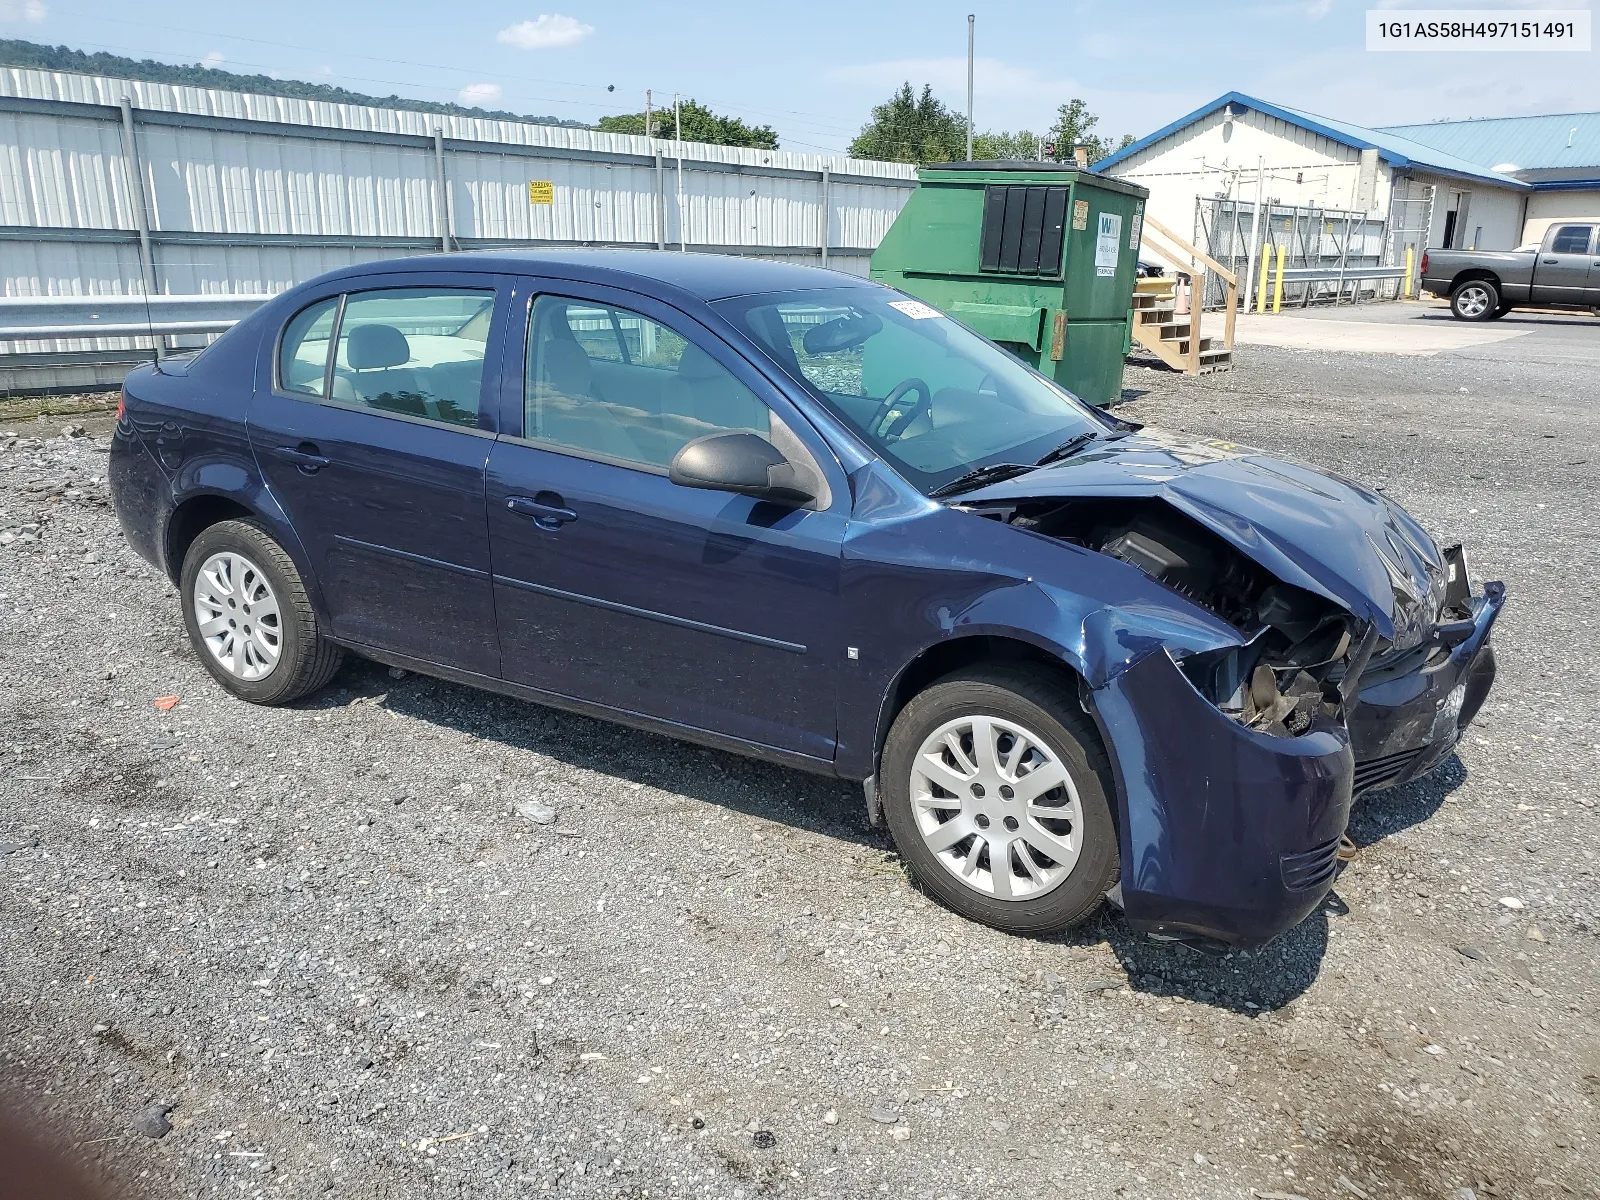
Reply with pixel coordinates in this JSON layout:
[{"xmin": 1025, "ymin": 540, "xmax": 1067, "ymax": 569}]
[{"xmin": 109, "ymin": 251, "xmax": 1502, "ymax": 948}]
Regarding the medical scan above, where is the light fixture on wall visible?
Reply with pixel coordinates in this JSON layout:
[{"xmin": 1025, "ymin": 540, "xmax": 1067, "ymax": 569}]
[{"xmin": 1221, "ymin": 104, "xmax": 1236, "ymax": 131}]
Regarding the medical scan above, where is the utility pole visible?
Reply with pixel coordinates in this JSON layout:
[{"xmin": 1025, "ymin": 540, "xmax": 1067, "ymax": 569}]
[
  {"xmin": 965, "ymin": 14, "xmax": 975, "ymax": 161},
  {"xmin": 645, "ymin": 88, "xmax": 653, "ymax": 139},
  {"xmin": 675, "ymin": 93, "xmax": 686, "ymax": 253}
]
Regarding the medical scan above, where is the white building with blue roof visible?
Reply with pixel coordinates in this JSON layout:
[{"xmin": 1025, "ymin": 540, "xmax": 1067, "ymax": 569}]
[
  {"xmin": 1378, "ymin": 111, "xmax": 1600, "ymax": 248},
  {"xmin": 1094, "ymin": 92, "xmax": 1547, "ymax": 281}
]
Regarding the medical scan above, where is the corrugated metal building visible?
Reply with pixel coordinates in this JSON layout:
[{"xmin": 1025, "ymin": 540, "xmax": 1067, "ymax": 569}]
[
  {"xmin": 1377, "ymin": 111, "xmax": 1600, "ymax": 247},
  {"xmin": 0, "ymin": 67, "xmax": 917, "ymax": 392}
]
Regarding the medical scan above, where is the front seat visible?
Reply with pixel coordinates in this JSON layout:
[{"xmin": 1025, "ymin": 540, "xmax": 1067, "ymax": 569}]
[
  {"xmin": 661, "ymin": 344, "xmax": 769, "ymax": 438},
  {"xmin": 344, "ymin": 324, "xmax": 427, "ymax": 416},
  {"xmin": 531, "ymin": 338, "xmax": 642, "ymax": 460}
]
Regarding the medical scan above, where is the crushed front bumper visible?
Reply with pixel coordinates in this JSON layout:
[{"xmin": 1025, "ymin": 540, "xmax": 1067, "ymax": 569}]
[
  {"xmin": 1347, "ymin": 581, "xmax": 1504, "ymax": 794},
  {"xmin": 1090, "ymin": 648, "xmax": 1354, "ymax": 950},
  {"xmin": 1088, "ymin": 580, "xmax": 1505, "ymax": 949}
]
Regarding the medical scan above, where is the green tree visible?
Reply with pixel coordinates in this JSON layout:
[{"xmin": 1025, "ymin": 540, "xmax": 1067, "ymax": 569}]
[
  {"xmin": 1041, "ymin": 99, "xmax": 1134, "ymax": 165},
  {"xmin": 597, "ymin": 99, "xmax": 778, "ymax": 149},
  {"xmin": 847, "ymin": 83, "xmax": 967, "ymax": 165},
  {"xmin": 972, "ymin": 128, "xmax": 1042, "ymax": 160},
  {"xmin": 0, "ymin": 37, "xmax": 587, "ymax": 127}
]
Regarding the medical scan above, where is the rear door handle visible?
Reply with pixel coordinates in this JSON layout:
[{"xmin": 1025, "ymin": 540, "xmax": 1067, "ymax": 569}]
[
  {"xmin": 507, "ymin": 494, "xmax": 578, "ymax": 529},
  {"xmin": 276, "ymin": 444, "xmax": 331, "ymax": 472}
]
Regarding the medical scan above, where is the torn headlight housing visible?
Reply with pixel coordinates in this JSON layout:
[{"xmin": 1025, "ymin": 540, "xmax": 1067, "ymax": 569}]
[{"xmin": 1178, "ymin": 617, "xmax": 1376, "ymax": 739}]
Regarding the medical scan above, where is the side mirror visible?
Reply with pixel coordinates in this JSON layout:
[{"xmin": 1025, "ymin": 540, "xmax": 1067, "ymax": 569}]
[{"xmin": 669, "ymin": 432, "xmax": 815, "ymax": 506}]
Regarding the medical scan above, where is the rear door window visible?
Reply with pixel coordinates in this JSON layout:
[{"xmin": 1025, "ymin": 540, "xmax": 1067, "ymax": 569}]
[
  {"xmin": 278, "ymin": 297, "xmax": 340, "ymax": 396},
  {"xmin": 329, "ymin": 288, "xmax": 496, "ymax": 427},
  {"xmin": 1549, "ymin": 225, "xmax": 1595, "ymax": 254}
]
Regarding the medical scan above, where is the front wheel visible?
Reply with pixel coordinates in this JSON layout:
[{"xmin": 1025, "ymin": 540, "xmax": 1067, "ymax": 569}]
[
  {"xmin": 880, "ymin": 666, "xmax": 1120, "ymax": 937},
  {"xmin": 1451, "ymin": 280, "xmax": 1499, "ymax": 321},
  {"xmin": 180, "ymin": 518, "xmax": 344, "ymax": 705}
]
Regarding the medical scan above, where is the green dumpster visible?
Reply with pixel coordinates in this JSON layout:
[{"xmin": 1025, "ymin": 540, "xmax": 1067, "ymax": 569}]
[{"xmin": 869, "ymin": 162, "xmax": 1148, "ymax": 407}]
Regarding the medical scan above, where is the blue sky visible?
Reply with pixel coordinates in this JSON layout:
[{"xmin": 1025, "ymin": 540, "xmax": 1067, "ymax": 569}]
[{"xmin": 1, "ymin": 0, "xmax": 1594, "ymax": 154}]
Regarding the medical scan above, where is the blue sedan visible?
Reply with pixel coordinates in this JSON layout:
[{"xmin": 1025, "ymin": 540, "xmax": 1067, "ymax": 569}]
[{"xmin": 109, "ymin": 251, "xmax": 1502, "ymax": 949}]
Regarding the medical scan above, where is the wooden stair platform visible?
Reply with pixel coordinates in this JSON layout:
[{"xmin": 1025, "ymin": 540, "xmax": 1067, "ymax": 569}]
[{"xmin": 1129, "ymin": 276, "xmax": 1232, "ymax": 373}]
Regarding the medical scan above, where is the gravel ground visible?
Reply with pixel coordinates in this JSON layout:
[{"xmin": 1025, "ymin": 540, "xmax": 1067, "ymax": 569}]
[{"xmin": 1, "ymin": 344, "xmax": 1596, "ymax": 1200}]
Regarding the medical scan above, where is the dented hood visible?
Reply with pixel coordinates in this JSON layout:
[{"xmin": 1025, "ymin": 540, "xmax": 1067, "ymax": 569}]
[{"xmin": 958, "ymin": 428, "xmax": 1445, "ymax": 644}]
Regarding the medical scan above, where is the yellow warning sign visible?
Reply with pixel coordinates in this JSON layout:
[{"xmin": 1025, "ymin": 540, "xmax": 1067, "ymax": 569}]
[{"xmin": 527, "ymin": 181, "xmax": 555, "ymax": 205}]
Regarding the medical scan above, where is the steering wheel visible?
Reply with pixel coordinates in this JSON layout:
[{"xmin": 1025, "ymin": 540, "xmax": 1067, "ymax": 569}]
[{"xmin": 866, "ymin": 377, "xmax": 933, "ymax": 441}]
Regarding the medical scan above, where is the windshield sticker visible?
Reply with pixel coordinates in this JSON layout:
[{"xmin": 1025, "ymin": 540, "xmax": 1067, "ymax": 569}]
[
  {"xmin": 1096, "ymin": 213, "xmax": 1123, "ymax": 277},
  {"xmin": 888, "ymin": 299, "xmax": 942, "ymax": 320}
]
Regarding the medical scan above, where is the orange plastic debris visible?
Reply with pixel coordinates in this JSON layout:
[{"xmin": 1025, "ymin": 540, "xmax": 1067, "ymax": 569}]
[{"xmin": 153, "ymin": 696, "xmax": 180, "ymax": 711}]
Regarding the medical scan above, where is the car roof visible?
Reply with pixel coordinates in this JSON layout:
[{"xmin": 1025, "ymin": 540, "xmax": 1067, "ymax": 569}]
[{"xmin": 315, "ymin": 248, "xmax": 878, "ymax": 303}]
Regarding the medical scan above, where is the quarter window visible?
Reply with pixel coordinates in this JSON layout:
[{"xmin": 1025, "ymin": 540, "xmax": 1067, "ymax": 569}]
[
  {"xmin": 524, "ymin": 295, "xmax": 769, "ymax": 470},
  {"xmin": 330, "ymin": 288, "xmax": 495, "ymax": 427},
  {"xmin": 278, "ymin": 297, "xmax": 340, "ymax": 396},
  {"xmin": 1550, "ymin": 225, "xmax": 1594, "ymax": 255}
]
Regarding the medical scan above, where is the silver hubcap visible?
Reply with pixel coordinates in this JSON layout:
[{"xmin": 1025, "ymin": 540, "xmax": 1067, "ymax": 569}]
[
  {"xmin": 1457, "ymin": 286, "xmax": 1489, "ymax": 317},
  {"xmin": 193, "ymin": 551, "xmax": 282, "ymax": 681},
  {"xmin": 909, "ymin": 715, "xmax": 1083, "ymax": 901}
]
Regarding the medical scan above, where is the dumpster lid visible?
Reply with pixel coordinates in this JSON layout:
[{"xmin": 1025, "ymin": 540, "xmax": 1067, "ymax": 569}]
[
  {"xmin": 917, "ymin": 163, "xmax": 1149, "ymax": 198},
  {"xmin": 923, "ymin": 160, "xmax": 1080, "ymax": 171}
]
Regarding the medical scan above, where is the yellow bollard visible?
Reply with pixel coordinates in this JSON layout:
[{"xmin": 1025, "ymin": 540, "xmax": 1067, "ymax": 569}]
[
  {"xmin": 1272, "ymin": 244, "xmax": 1287, "ymax": 314},
  {"xmin": 1403, "ymin": 246, "xmax": 1414, "ymax": 298},
  {"xmin": 1256, "ymin": 244, "xmax": 1271, "ymax": 314}
]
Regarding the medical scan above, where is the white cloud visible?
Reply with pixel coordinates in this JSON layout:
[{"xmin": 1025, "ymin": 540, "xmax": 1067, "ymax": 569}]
[
  {"xmin": 458, "ymin": 82, "xmax": 503, "ymax": 106},
  {"xmin": 202, "ymin": 50, "xmax": 225, "ymax": 70},
  {"xmin": 1305, "ymin": 0, "xmax": 1334, "ymax": 18},
  {"xmin": 0, "ymin": 0, "xmax": 47, "ymax": 24},
  {"xmin": 496, "ymin": 14, "xmax": 593, "ymax": 50}
]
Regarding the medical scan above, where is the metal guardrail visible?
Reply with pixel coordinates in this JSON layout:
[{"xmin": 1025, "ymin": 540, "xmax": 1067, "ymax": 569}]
[
  {"xmin": 0, "ymin": 293, "xmax": 273, "ymax": 340},
  {"xmin": 1273, "ymin": 265, "xmax": 1407, "ymax": 283}
]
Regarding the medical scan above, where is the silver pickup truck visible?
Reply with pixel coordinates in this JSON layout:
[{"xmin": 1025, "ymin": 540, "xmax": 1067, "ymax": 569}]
[{"xmin": 1422, "ymin": 220, "xmax": 1600, "ymax": 320}]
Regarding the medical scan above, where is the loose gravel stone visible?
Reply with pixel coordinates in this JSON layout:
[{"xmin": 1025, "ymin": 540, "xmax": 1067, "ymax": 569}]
[
  {"xmin": 3, "ymin": 343, "xmax": 1597, "ymax": 1200},
  {"xmin": 132, "ymin": 1104, "xmax": 172, "ymax": 1139}
]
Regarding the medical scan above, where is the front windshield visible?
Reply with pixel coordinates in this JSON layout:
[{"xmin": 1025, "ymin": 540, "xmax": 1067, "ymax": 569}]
[{"xmin": 716, "ymin": 287, "xmax": 1108, "ymax": 493}]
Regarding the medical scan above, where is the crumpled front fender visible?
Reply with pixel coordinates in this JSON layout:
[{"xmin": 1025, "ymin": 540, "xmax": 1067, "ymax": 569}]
[{"xmin": 1089, "ymin": 646, "xmax": 1354, "ymax": 947}]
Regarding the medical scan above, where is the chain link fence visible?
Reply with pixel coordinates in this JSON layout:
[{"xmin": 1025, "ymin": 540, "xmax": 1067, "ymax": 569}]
[{"xmin": 1193, "ymin": 197, "xmax": 1402, "ymax": 310}]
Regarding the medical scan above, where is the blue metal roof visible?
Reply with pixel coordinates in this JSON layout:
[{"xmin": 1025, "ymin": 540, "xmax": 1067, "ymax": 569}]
[
  {"xmin": 1094, "ymin": 92, "xmax": 1529, "ymax": 190},
  {"xmin": 1376, "ymin": 111, "xmax": 1600, "ymax": 172}
]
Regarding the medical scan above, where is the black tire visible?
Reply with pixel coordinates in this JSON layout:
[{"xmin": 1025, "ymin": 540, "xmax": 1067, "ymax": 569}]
[
  {"xmin": 880, "ymin": 665, "xmax": 1120, "ymax": 937},
  {"xmin": 180, "ymin": 517, "xmax": 344, "ymax": 705},
  {"xmin": 1450, "ymin": 279, "xmax": 1499, "ymax": 321},
  {"xmin": 1488, "ymin": 303, "xmax": 1513, "ymax": 320}
]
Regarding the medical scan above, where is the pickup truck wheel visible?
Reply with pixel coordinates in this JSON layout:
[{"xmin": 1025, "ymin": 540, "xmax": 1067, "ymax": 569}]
[
  {"xmin": 1488, "ymin": 303, "xmax": 1512, "ymax": 319},
  {"xmin": 880, "ymin": 666, "xmax": 1119, "ymax": 937},
  {"xmin": 180, "ymin": 518, "xmax": 344, "ymax": 705},
  {"xmin": 1451, "ymin": 280, "xmax": 1498, "ymax": 321}
]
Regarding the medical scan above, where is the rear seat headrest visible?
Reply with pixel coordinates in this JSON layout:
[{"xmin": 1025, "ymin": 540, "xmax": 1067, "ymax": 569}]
[{"xmin": 347, "ymin": 323, "xmax": 411, "ymax": 370}]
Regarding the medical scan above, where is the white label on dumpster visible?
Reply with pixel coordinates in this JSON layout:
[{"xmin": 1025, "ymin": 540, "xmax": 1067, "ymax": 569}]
[
  {"xmin": 888, "ymin": 299, "xmax": 942, "ymax": 320},
  {"xmin": 1096, "ymin": 213, "xmax": 1122, "ymax": 277}
]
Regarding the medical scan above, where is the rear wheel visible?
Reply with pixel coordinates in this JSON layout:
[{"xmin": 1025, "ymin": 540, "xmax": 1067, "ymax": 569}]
[
  {"xmin": 1450, "ymin": 279, "xmax": 1498, "ymax": 320},
  {"xmin": 1488, "ymin": 303, "xmax": 1513, "ymax": 319},
  {"xmin": 880, "ymin": 666, "xmax": 1119, "ymax": 937},
  {"xmin": 180, "ymin": 518, "xmax": 343, "ymax": 705}
]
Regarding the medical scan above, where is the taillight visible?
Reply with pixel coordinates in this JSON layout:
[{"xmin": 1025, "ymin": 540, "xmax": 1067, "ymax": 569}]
[
  {"xmin": 1420, "ymin": 252, "xmax": 1428, "ymax": 275},
  {"xmin": 116, "ymin": 388, "xmax": 126, "ymax": 421}
]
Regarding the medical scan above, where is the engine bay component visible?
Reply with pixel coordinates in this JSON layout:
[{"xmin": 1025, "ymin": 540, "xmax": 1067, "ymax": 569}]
[{"xmin": 1000, "ymin": 496, "xmax": 1375, "ymax": 735}]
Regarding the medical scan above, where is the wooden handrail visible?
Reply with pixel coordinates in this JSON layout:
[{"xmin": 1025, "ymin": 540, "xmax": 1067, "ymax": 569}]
[
  {"xmin": 1133, "ymin": 214, "xmax": 1240, "ymax": 365},
  {"xmin": 1143, "ymin": 213, "xmax": 1239, "ymax": 286}
]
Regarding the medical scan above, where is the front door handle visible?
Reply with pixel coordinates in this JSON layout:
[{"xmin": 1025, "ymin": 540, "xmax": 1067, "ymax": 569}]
[
  {"xmin": 507, "ymin": 494, "xmax": 578, "ymax": 530},
  {"xmin": 276, "ymin": 444, "xmax": 331, "ymax": 473}
]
